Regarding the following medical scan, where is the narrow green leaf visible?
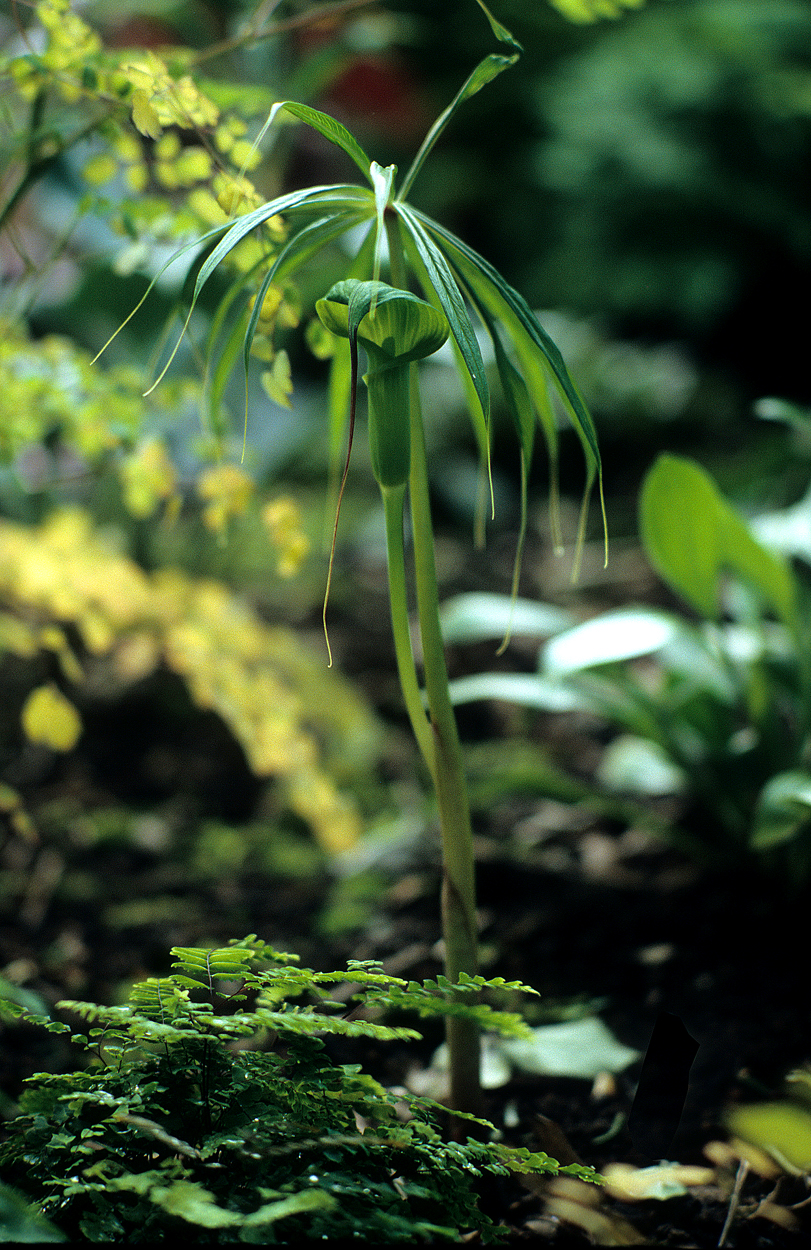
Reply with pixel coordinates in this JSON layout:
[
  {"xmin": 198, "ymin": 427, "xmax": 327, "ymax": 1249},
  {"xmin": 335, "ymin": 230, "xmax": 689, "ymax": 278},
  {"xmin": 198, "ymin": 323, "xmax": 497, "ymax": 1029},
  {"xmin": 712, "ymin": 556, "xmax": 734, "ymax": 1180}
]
[
  {"xmin": 418, "ymin": 211, "xmax": 604, "ymax": 564},
  {"xmin": 474, "ymin": 0, "xmax": 524, "ymax": 51},
  {"xmin": 191, "ymin": 185, "xmax": 368, "ymax": 311},
  {"xmin": 396, "ymin": 203, "xmax": 489, "ymax": 424},
  {"xmin": 267, "ymin": 100, "xmax": 373, "ymax": 182},
  {"xmin": 397, "ymin": 235, "xmax": 491, "ymax": 492},
  {"xmin": 267, "ymin": 208, "xmax": 373, "ymax": 284},
  {"xmin": 398, "ymin": 54, "xmax": 518, "ymax": 202},
  {"xmin": 144, "ymin": 186, "xmax": 365, "ymax": 395},
  {"xmin": 640, "ymin": 455, "xmax": 799, "ymax": 635}
]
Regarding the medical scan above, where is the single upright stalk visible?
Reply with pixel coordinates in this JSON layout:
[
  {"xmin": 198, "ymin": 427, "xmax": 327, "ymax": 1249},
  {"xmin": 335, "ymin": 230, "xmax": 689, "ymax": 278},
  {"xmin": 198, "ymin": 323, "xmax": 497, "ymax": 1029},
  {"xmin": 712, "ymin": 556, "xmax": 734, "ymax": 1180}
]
[
  {"xmin": 316, "ymin": 246, "xmax": 483, "ymax": 1119},
  {"xmin": 384, "ymin": 217, "xmax": 482, "ymax": 1119},
  {"xmin": 408, "ymin": 370, "xmax": 481, "ymax": 1118}
]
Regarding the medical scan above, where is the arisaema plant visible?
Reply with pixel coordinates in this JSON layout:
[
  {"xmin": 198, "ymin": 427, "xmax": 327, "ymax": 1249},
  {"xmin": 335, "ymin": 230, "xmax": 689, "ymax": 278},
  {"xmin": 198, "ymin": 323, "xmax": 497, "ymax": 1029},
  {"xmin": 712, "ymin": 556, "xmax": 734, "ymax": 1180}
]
[{"xmin": 99, "ymin": 2, "xmax": 606, "ymax": 1120}]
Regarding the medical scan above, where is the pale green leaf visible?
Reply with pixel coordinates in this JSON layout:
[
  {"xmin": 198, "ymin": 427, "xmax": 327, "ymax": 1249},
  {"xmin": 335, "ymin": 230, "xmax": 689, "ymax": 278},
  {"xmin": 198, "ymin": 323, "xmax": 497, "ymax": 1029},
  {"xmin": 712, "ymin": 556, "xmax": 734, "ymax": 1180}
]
[
  {"xmin": 440, "ymin": 593, "xmax": 573, "ymax": 643},
  {"xmin": 548, "ymin": 0, "xmax": 646, "ymax": 24},
  {"xmin": 448, "ymin": 671, "xmax": 589, "ymax": 712},
  {"xmin": 500, "ymin": 1017, "xmax": 640, "ymax": 1080},
  {"xmin": 149, "ymin": 1180, "xmax": 241, "ymax": 1228},
  {"xmin": 543, "ymin": 608, "xmax": 681, "ymax": 676},
  {"xmin": 243, "ymin": 1190, "xmax": 336, "ymax": 1226},
  {"xmin": 751, "ymin": 771, "xmax": 811, "ymax": 850},
  {"xmin": 21, "ymin": 684, "xmax": 82, "ymax": 752},
  {"xmin": 596, "ymin": 735, "xmax": 687, "ymax": 796}
]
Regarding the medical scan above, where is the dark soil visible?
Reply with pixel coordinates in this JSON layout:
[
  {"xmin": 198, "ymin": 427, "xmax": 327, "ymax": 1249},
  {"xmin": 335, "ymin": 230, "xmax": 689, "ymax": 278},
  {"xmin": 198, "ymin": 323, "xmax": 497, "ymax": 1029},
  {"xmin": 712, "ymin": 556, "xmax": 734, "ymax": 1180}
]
[{"xmin": 2, "ymin": 531, "xmax": 810, "ymax": 1247}]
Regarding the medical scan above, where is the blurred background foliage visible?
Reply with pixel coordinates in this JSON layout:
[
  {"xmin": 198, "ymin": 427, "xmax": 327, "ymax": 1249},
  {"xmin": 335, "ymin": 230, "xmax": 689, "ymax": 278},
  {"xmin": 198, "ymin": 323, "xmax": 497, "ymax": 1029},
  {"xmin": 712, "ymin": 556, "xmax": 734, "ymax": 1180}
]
[{"xmin": 2, "ymin": 0, "xmax": 811, "ymax": 949}]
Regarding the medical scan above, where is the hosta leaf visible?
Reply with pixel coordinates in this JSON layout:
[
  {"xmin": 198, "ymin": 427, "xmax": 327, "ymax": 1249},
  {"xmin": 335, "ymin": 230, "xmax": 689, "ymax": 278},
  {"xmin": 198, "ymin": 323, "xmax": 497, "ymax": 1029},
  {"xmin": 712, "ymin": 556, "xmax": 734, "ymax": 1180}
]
[
  {"xmin": 751, "ymin": 771, "xmax": 811, "ymax": 851},
  {"xmin": 500, "ymin": 1017, "xmax": 640, "ymax": 1080},
  {"xmin": 542, "ymin": 608, "xmax": 681, "ymax": 676},
  {"xmin": 440, "ymin": 593, "xmax": 573, "ymax": 644},
  {"xmin": 640, "ymin": 455, "xmax": 799, "ymax": 635}
]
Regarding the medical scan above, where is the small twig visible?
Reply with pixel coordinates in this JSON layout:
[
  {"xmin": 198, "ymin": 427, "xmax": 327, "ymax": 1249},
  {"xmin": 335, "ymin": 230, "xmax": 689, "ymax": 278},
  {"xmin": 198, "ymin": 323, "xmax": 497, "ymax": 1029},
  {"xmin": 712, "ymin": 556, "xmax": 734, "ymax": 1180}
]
[
  {"xmin": 190, "ymin": 0, "xmax": 381, "ymax": 67},
  {"xmin": 718, "ymin": 1159, "xmax": 749, "ymax": 1248}
]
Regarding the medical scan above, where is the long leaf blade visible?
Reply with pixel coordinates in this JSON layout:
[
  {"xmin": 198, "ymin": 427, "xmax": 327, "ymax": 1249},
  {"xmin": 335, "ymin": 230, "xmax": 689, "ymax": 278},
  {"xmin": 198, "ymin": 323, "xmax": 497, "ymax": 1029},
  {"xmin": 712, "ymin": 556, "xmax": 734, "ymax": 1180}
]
[
  {"xmin": 268, "ymin": 100, "xmax": 373, "ymax": 182},
  {"xmin": 416, "ymin": 209, "xmax": 606, "ymax": 565},
  {"xmin": 398, "ymin": 53, "xmax": 518, "ymax": 202},
  {"xmin": 396, "ymin": 202, "xmax": 490, "ymax": 425}
]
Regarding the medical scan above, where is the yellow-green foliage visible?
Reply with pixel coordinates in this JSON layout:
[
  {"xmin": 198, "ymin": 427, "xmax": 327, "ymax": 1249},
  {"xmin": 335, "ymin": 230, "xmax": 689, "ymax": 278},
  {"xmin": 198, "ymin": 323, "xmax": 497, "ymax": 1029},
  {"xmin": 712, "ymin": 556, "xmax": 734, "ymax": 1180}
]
[{"xmin": 0, "ymin": 509, "xmax": 380, "ymax": 854}]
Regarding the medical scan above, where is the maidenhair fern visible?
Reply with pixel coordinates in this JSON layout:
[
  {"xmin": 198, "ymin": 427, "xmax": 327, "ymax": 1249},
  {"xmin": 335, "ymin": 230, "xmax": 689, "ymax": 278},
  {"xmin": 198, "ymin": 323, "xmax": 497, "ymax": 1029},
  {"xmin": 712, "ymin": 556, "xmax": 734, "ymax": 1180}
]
[{"xmin": 0, "ymin": 936, "xmax": 599, "ymax": 1243}]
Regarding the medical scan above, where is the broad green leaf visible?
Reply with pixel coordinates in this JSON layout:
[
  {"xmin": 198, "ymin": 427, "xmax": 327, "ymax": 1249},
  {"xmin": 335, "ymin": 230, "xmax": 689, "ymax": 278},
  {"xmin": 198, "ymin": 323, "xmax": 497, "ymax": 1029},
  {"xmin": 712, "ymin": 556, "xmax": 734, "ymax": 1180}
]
[
  {"xmin": 727, "ymin": 1099, "xmax": 811, "ymax": 1175},
  {"xmin": 396, "ymin": 203, "xmax": 490, "ymax": 424},
  {"xmin": 548, "ymin": 0, "xmax": 646, "ymax": 23},
  {"xmin": 266, "ymin": 100, "xmax": 373, "ymax": 182},
  {"xmin": 398, "ymin": 53, "xmax": 519, "ymax": 201},
  {"xmin": 640, "ymin": 455, "xmax": 799, "ymax": 635},
  {"xmin": 751, "ymin": 771, "xmax": 811, "ymax": 850}
]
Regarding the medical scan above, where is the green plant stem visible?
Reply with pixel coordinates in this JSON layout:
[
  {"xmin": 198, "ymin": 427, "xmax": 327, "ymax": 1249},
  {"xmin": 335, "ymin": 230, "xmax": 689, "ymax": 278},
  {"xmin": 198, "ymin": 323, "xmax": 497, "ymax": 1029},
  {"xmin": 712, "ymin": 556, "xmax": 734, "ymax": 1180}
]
[
  {"xmin": 407, "ymin": 370, "xmax": 481, "ymax": 1119},
  {"xmin": 384, "ymin": 211, "xmax": 482, "ymax": 1119},
  {"xmin": 380, "ymin": 481, "xmax": 437, "ymax": 777}
]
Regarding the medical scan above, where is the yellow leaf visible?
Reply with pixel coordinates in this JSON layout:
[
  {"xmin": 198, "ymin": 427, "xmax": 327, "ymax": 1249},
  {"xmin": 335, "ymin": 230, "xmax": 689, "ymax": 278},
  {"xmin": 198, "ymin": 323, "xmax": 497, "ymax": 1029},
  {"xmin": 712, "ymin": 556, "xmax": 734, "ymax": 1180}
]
[
  {"xmin": 83, "ymin": 153, "xmax": 117, "ymax": 186},
  {"xmin": 21, "ymin": 684, "xmax": 82, "ymax": 752},
  {"xmin": 260, "ymin": 350, "xmax": 293, "ymax": 409},
  {"xmin": 131, "ymin": 89, "xmax": 162, "ymax": 139}
]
